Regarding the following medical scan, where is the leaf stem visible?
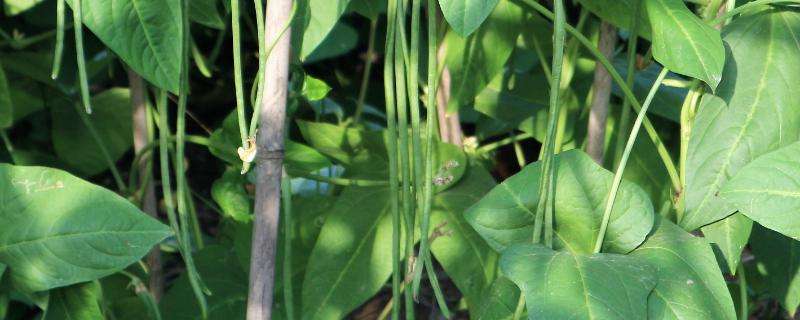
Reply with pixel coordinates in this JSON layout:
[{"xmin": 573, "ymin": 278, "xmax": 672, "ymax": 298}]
[
  {"xmin": 614, "ymin": 0, "xmax": 642, "ymax": 167},
  {"xmin": 231, "ymin": 0, "xmax": 248, "ymax": 146},
  {"xmin": 297, "ymin": 173, "xmax": 389, "ymax": 186},
  {"xmin": 738, "ymin": 262, "xmax": 748, "ymax": 320},
  {"xmin": 519, "ymin": 0, "xmax": 681, "ymax": 194},
  {"xmin": 710, "ymin": 0, "xmax": 800, "ymax": 25},
  {"xmin": 281, "ymin": 172, "xmax": 295, "ymax": 320},
  {"xmin": 477, "ymin": 132, "xmax": 535, "ymax": 154},
  {"xmin": 354, "ymin": 18, "xmax": 379, "ymax": 124},
  {"xmin": 73, "ymin": 103, "xmax": 126, "ymax": 192},
  {"xmin": 593, "ymin": 68, "xmax": 669, "ymax": 254}
]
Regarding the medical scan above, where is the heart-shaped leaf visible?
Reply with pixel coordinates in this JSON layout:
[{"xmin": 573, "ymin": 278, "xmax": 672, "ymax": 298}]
[
  {"xmin": 465, "ymin": 150, "xmax": 654, "ymax": 254},
  {"xmin": 500, "ymin": 243, "xmax": 656, "ymax": 319},
  {"xmin": 0, "ymin": 164, "xmax": 171, "ymax": 292}
]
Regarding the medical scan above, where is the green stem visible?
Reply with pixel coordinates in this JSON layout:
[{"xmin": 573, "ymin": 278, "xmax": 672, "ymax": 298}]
[
  {"xmin": 250, "ymin": 0, "xmax": 266, "ymax": 133},
  {"xmin": 520, "ymin": 0, "xmax": 681, "ymax": 194},
  {"xmin": 72, "ymin": 0, "xmax": 92, "ymax": 114},
  {"xmin": 594, "ymin": 68, "xmax": 669, "ymax": 254},
  {"xmin": 51, "ymin": 0, "xmax": 66, "ymax": 79},
  {"xmin": 384, "ymin": 0, "xmax": 402, "ymax": 318},
  {"xmin": 710, "ymin": 0, "xmax": 800, "ymax": 25},
  {"xmin": 511, "ymin": 295, "xmax": 525, "ymax": 320},
  {"xmin": 392, "ymin": 2, "xmax": 416, "ymax": 317},
  {"xmin": 614, "ymin": 0, "xmax": 641, "ymax": 167},
  {"xmin": 231, "ymin": 0, "xmax": 248, "ymax": 146},
  {"xmin": 176, "ymin": 4, "xmax": 209, "ymax": 315},
  {"xmin": 281, "ymin": 173, "xmax": 295, "ymax": 320},
  {"xmin": 354, "ymin": 18, "xmax": 379, "ymax": 124},
  {"xmin": 297, "ymin": 173, "xmax": 389, "ymax": 186},
  {"xmin": 738, "ymin": 262, "xmax": 748, "ymax": 320},
  {"xmin": 477, "ymin": 132, "xmax": 535, "ymax": 154},
  {"xmin": 532, "ymin": 0, "xmax": 566, "ymax": 248}
]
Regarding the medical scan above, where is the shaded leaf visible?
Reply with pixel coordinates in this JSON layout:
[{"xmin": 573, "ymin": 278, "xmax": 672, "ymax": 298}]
[
  {"xmin": 51, "ymin": 88, "xmax": 132, "ymax": 176},
  {"xmin": 465, "ymin": 150, "xmax": 654, "ymax": 254},
  {"xmin": 500, "ymin": 243, "xmax": 656, "ymax": 319},
  {"xmin": 190, "ymin": 0, "xmax": 225, "ymax": 30},
  {"xmin": 472, "ymin": 277, "xmax": 520, "ymax": 320},
  {"xmin": 750, "ymin": 224, "xmax": 800, "ymax": 316},
  {"xmin": 211, "ymin": 168, "xmax": 252, "ymax": 222},
  {"xmin": 445, "ymin": 0, "xmax": 523, "ymax": 113},
  {"xmin": 43, "ymin": 282, "xmax": 103, "ymax": 320},
  {"xmin": 0, "ymin": 61, "xmax": 11, "ymax": 128},
  {"xmin": 0, "ymin": 164, "xmax": 171, "ymax": 292},
  {"xmin": 576, "ymin": 0, "xmax": 652, "ymax": 39},
  {"xmin": 295, "ymin": 0, "xmax": 352, "ymax": 61},
  {"xmin": 303, "ymin": 23, "xmax": 359, "ymax": 63}
]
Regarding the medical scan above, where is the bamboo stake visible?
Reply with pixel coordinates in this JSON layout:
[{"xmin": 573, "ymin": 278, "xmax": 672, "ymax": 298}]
[
  {"xmin": 586, "ymin": 22, "xmax": 617, "ymax": 164},
  {"xmin": 246, "ymin": 0, "xmax": 293, "ymax": 317}
]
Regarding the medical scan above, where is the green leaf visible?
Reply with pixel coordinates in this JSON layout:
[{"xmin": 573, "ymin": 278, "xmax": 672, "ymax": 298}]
[
  {"xmin": 51, "ymin": 88, "xmax": 132, "ymax": 176},
  {"xmin": 500, "ymin": 243, "xmax": 656, "ymax": 319},
  {"xmin": 575, "ymin": 0, "xmax": 651, "ymax": 39},
  {"xmin": 301, "ymin": 74, "xmax": 331, "ymax": 102},
  {"xmin": 65, "ymin": 0, "xmax": 182, "ymax": 92},
  {"xmin": 295, "ymin": 0, "xmax": 353, "ymax": 61},
  {"xmin": 750, "ymin": 224, "xmax": 800, "ymax": 315},
  {"xmin": 303, "ymin": 23, "xmax": 359, "ymax": 63},
  {"xmin": 43, "ymin": 282, "xmax": 103, "ymax": 320},
  {"xmin": 3, "ymin": 0, "xmax": 46, "ymax": 16},
  {"xmin": 720, "ymin": 141, "xmax": 800, "ymax": 239},
  {"xmin": 682, "ymin": 6, "xmax": 800, "ymax": 232},
  {"xmin": 471, "ymin": 277, "xmax": 521, "ymax": 320},
  {"xmin": 445, "ymin": 0, "xmax": 523, "ymax": 113},
  {"xmin": 300, "ymin": 187, "xmax": 395, "ymax": 320},
  {"xmin": 211, "ymin": 168, "xmax": 252, "ymax": 222},
  {"xmin": 644, "ymin": 0, "xmax": 725, "ymax": 90},
  {"xmin": 0, "ymin": 164, "xmax": 171, "ymax": 292},
  {"xmin": 348, "ymin": 0, "xmax": 384, "ymax": 20},
  {"xmin": 190, "ymin": 0, "xmax": 225, "ymax": 30},
  {"xmin": 465, "ymin": 150, "xmax": 654, "ymax": 254},
  {"xmin": 438, "ymin": 0, "xmax": 500, "ymax": 37},
  {"xmin": 630, "ymin": 217, "xmax": 736, "ymax": 320},
  {"xmin": 209, "ymin": 113, "xmax": 330, "ymax": 174},
  {"xmin": 701, "ymin": 213, "xmax": 752, "ymax": 274},
  {"xmin": 0, "ymin": 61, "xmax": 11, "ymax": 129},
  {"xmin": 161, "ymin": 245, "xmax": 248, "ymax": 320},
  {"xmin": 430, "ymin": 164, "xmax": 498, "ymax": 315}
]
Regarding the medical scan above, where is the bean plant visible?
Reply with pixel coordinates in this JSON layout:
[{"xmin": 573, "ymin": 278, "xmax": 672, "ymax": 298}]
[{"xmin": 1, "ymin": 0, "xmax": 800, "ymax": 319}]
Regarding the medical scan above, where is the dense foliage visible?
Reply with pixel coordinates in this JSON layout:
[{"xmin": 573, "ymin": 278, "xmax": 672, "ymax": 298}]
[{"xmin": 1, "ymin": 0, "xmax": 800, "ymax": 319}]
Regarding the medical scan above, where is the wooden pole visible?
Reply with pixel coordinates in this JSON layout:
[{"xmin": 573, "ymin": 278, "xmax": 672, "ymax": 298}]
[
  {"xmin": 246, "ymin": 0, "xmax": 292, "ymax": 317},
  {"xmin": 586, "ymin": 21, "xmax": 617, "ymax": 164}
]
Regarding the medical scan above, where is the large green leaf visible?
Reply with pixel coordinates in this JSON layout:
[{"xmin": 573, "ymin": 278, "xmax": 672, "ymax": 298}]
[
  {"xmin": 465, "ymin": 150, "xmax": 654, "ymax": 254},
  {"xmin": 66, "ymin": 0, "xmax": 182, "ymax": 92},
  {"xmin": 294, "ymin": 0, "xmax": 352, "ymax": 61},
  {"xmin": 682, "ymin": 8, "xmax": 800, "ymax": 231},
  {"xmin": 644, "ymin": 0, "xmax": 724, "ymax": 90},
  {"xmin": 630, "ymin": 218, "xmax": 736, "ymax": 320},
  {"xmin": 0, "ymin": 61, "xmax": 11, "ymax": 129},
  {"xmin": 720, "ymin": 141, "xmax": 800, "ymax": 238},
  {"xmin": 500, "ymin": 243, "xmax": 656, "ymax": 320},
  {"xmin": 701, "ymin": 213, "xmax": 752, "ymax": 274},
  {"xmin": 430, "ymin": 164, "xmax": 498, "ymax": 315},
  {"xmin": 445, "ymin": 0, "xmax": 523, "ymax": 113},
  {"xmin": 749, "ymin": 224, "xmax": 800, "ymax": 315},
  {"xmin": 303, "ymin": 23, "xmax": 359, "ymax": 64},
  {"xmin": 300, "ymin": 187, "xmax": 394, "ymax": 320},
  {"xmin": 576, "ymin": 0, "xmax": 652, "ymax": 39},
  {"xmin": 3, "ymin": 0, "xmax": 46, "ymax": 15},
  {"xmin": 438, "ymin": 0, "xmax": 499, "ymax": 37},
  {"xmin": 51, "ymin": 88, "xmax": 132, "ymax": 177},
  {"xmin": 43, "ymin": 282, "xmax": 103, "ymax": 320},
  {"xmin": 0, "ymin": 164, "xmax": 171, "ymax": 292}
]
